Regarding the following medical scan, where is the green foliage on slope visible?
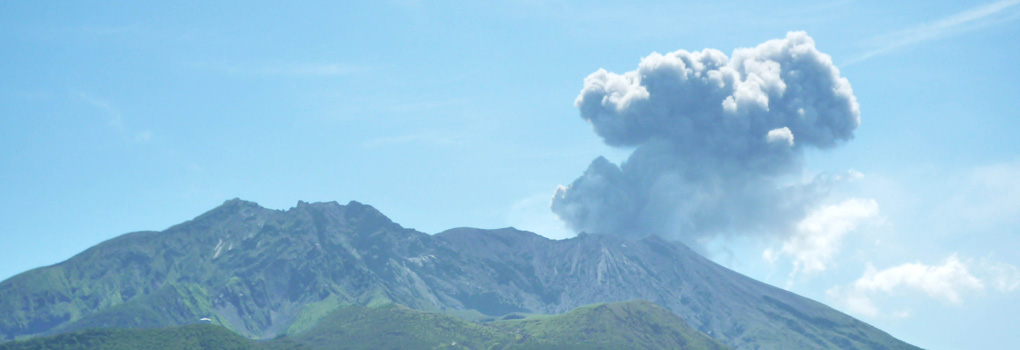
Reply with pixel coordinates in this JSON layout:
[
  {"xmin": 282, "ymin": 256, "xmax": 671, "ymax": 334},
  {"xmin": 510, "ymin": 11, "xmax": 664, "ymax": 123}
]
[
  {"xmin": 489, "ymin": 300, "xmax": 729, "ymax": 350},
  {"xmin": 282, "ymin": 303, "xmax": 511, "ymax": 349},
  {"xmin": 0, "ymin": 301, "xmax": 728, "ymax": 350},
  {"xmin": 48, "ymin": 283, "xmax": 225, "ymax": 335},
  {"xmin": 0, "ymin": 324, "xmax": 259, "ymax": 350}
]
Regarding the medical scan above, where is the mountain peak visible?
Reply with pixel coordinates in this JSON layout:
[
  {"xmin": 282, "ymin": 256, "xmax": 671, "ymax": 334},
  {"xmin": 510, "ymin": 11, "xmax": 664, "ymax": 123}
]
[
  {"xmin": 294, "ymin": 200, "xmax": 343, "ymax": 211},
  {"xmin": 0, "ymin": 198, "xmax": 922, "ymax": 350},
  {"xmin": 221, "ymin": 198, "xmax": 262, "ymax": 209},
  {"xmin": 187, "ymin": 198, "xmax": 267, "ymax": 226},
  {"xmin": 341, "ymin": 200, "xmax": 393, "ymax": 225}
]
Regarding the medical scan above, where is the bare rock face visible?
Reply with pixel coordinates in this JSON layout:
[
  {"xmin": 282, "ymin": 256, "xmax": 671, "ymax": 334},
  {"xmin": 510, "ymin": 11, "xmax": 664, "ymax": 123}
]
[{"xmin": 0, "ymin": 200, "xmax": 920, "ymax": 350}]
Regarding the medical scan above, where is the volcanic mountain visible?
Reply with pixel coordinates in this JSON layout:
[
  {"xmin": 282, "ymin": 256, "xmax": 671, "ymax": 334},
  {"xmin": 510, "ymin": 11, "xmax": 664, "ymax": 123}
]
[{"xmin": 0, "ymin": 199, "xmax": 920, "ymax": 350}]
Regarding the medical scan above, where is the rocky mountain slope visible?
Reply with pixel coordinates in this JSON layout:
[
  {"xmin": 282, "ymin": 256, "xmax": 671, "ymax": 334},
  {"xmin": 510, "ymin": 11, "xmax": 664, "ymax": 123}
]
[{"xmin": 0, "ymin": 199, "xmax": 921, "ymax": 350}]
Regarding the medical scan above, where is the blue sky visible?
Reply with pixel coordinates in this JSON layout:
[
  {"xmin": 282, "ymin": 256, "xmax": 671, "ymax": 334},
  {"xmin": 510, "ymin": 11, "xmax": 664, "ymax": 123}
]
[{"xmin": 2, "ymin": 1, "xmax": 1019, "ymax": 349}]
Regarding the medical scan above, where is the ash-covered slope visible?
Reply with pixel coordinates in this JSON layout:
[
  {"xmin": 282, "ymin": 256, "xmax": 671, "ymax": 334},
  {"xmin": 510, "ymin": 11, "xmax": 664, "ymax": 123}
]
[{"xmin": 0, "ymin": 200, "xmax": 919, "ymax": 350}]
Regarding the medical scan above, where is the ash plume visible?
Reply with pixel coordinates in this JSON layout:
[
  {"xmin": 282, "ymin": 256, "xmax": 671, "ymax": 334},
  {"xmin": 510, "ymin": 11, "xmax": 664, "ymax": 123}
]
[{"xmin": 552, "ymin": 32, "xmax": 860, "ymax": 244}]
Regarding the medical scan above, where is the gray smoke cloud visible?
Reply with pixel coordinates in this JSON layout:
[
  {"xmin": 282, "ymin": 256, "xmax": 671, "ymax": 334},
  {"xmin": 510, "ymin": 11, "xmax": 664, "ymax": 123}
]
[{"xmin": 552, "ymin": 32, "xmax": 860, "ymax": 243}]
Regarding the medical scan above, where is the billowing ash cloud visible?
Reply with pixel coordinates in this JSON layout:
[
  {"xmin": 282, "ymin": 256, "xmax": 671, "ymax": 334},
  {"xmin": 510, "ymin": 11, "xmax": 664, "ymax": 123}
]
[{"xmin": 552, "ymin": 32, "xmax": 860, "ymax": 243}]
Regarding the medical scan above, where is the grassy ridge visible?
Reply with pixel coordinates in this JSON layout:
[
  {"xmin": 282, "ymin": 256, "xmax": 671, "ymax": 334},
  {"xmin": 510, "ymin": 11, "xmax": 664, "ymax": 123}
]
[{"xmin": 0, "ymin": 300, "xmax": 729, "ymax": 350}]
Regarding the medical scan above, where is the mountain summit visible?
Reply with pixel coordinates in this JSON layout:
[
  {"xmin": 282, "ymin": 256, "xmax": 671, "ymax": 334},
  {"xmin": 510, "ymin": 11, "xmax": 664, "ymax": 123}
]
[{"xmin": 0, "ymin": 200, "xmax": 920, "ymax": 350}]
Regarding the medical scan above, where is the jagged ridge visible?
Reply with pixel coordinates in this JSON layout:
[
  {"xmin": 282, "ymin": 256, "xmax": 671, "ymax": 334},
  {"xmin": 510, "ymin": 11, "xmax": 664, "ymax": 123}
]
[{"xmin": 0, "ymin": 199, "xmax": 921, "ymax": 350}]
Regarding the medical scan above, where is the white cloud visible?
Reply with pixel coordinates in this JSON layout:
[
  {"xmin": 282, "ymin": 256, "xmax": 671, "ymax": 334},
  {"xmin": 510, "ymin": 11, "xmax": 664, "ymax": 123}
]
[
  {"xmin": 828, "ymin": 254, "xmax": 1019, "ymax": 318},
  {"xmin": 830, "ymin": 286, "xmax": 881, "ymax": 318},
  {"xmin": 766, "ymin": 127, "xmax": 794, "ymax": 147},
  {"xmin": 848, "ymin": 0, "xmax": 1020, "ymax": 64},
  {"xmin": 854, "ymin": 254, "xmax": 982, "ymax": 303},
  {"xmin": 767, "ymin": 198, "xmax": 879, "ymax": 276}
]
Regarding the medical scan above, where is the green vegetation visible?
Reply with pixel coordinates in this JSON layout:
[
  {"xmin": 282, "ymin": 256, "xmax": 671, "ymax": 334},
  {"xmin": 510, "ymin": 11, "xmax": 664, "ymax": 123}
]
[
  {"xmin": 282, "ymin": 294, "xmax": 346, "ymax": 336},
  {"xmin": 0, "ymin": 324, "xmax": 260, "ymax": 350},
  {"xmin": 48, "ymin": 283, "xmax": 226, "ymax": 335},
  {"xmin": 283, "ymin": 303, "xmax": 510, "ymax": 349},
  {"xmin": 0, "ymin": 301, "xmax": 729, "ymax": 350},
  {"xmin": 489, "ymin": 300, "xmax": 728, "ymax": 350}
]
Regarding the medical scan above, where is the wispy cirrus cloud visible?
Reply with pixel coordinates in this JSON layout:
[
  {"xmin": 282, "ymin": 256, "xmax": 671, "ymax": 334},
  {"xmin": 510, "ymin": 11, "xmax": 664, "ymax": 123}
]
[
  {"xmin": 847, "ymin": 0, "xmax": 1020, "ymax": 65},
  {"xmin": 191, "ymin": 61, "xmax": 363, "ymax": 78},
  {"xmin": 505, "ymin": 192, "xmax": 573, "ymax": 240},
  {"xmin": 72, "ymin": 91, "xmax": 153, "ymax": 143},
  {"xmin": 936, "ymin": 159, "xmax": 1020, "ymax": 232},
  {"xmin": 361, "ymin": 131, "xmax": 460, "ymax": 149}
]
